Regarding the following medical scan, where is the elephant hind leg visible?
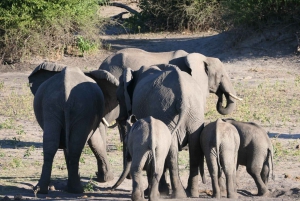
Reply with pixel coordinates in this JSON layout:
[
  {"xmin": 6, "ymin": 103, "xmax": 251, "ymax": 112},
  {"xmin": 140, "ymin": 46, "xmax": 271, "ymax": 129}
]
[
  {"xmin": 88, "ymin": 124, "xmax": 113, "ymax": 182},
  {"xmin": 131, "ymin": 151, "xmax": 149, "ymax": 201},
  {"xmin": 261, "ymin": 162, "xmax": 270, "ymax": 185},
  {"xmin": 221, "ymin": 150, "xmax": 238, "ymax": 199},
  {"xmin": 246, "ymin": 165, "xmax": 269, "ymax": 196},
  {"xmin": 37, "ymin": 121, "xmax": 62, "ymax": 194},
  {"xmin": 206, "ymin": 153, "xmax": 221, "ymax": 199},
  {"xmin": 66, "ymin": 120, "xmax": 96, "ymax": 194}
]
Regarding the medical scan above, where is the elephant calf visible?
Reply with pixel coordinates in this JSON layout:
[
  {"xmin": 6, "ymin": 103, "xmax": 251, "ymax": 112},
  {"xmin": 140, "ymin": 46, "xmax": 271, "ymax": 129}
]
[
  {"xmin": 112, "ymin": 115, "xmax": 172, "ymax": 201},
  {"xmin": 200, "ymin": 118, "xmax": 240, "ymax": 199},
  {"xmin": 223, "ymin": 118, "xmax": 274, "ymax": 196}
]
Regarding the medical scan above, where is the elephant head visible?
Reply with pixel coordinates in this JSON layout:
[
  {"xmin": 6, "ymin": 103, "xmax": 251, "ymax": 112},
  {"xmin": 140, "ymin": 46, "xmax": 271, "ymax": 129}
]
[
  {"xmin": 28, "ymin": 62, "xmax": 119, "ymax": 125},
  {"xmin": 184, "ymin": 53, "xmax": 242, "ymax": 115}
]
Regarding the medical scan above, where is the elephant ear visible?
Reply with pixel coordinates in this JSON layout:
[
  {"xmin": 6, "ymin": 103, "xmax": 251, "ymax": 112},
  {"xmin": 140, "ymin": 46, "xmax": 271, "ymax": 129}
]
[
  {"xmin": 86, "ymin": 69, "xmax": 119, "ymax": 116},
  {"xmin": 123, "ymin": 68, "xmax": 134, "ymax": 115},
  {"xmin": 185, "ymin": 53, "xmax": 209, "ymax": 86},
  {"xmin": 28, "ymin": 62, "xmax": 67, "ymax": 95}
]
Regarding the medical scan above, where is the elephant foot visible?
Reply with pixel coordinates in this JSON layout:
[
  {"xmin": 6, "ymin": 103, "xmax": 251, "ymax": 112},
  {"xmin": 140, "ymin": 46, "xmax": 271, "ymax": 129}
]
[
  {"xmin": 66, "ymin": 178, "xmax": 83, "ymax": 194},
  {"xmin": 132, "ymin": 193, "xmax": 146, "ymax": 201},
  {"xmin": 258, "ymin": 189, "xmax": 270, "ymax": 197},
  {"xmin": 33, "ymin": 185, "xmax": 48, "ymax": 194},
  {"xmin": 212, "ymin": 193, "xmax": 221, "ymax": 199},
  {"xmin": 66, "ymin": 183, "xmax": 84, "ymax": 194},
  {"xmin": 221, "ymin": 189, "xmax": 227, "ymax": 197},
  {"xmin": 95, "ymin": 171, "xmax": 114, "ymax": 183},
  {"xmin": 171, "ymin": 188, "xmax": 187, "ymax": 199},
  {"xmin": 186, "ymin": 186, "xmax": 199, "ymax": 198}
]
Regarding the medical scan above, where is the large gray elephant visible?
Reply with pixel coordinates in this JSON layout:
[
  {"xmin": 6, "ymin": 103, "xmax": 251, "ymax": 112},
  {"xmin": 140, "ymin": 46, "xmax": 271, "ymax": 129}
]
[
  {"xmin": 112, "ymin": 115, "xmax": 172, "ymax": 201},
  {"xmin": 28, "ymin": 62, "xmax": 119, "ymax": 194},
  {"xmin": 117, "ymin": 64, "xmax": 211, "ymax": 198},
  {"xmin": 200, "ymin": 119, "xmax": 240, "ymax": 199},
  {"xmin": 223, "ymin": 118, "xmax": 274, "ymax": 196},
  {"xmin": 99, "ymin": 48, "xmax": 242, "ymax": 116}
]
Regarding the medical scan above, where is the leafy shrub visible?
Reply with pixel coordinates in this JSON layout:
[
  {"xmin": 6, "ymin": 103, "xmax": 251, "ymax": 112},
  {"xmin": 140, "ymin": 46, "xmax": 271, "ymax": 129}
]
[
  {"xmin": 136, "ymin": 0, "xmax": 222, "ymax": 32},
  {"xmin": 221, "ymin": 0, "xmax": 300, "ymax": 28},
  {"xmin": 0, "ymin": 0, "xmax": 102, "ymax": 63},
  {"xmin": 131, "ymin": 0, "xmax": 300, "ymax": 32}
]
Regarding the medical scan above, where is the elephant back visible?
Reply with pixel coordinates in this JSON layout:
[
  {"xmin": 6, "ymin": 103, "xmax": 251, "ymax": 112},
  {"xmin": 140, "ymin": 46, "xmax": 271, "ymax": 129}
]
[{"xmin": 28, "ymin": 62, "xmax": 66, "ymax": 95}]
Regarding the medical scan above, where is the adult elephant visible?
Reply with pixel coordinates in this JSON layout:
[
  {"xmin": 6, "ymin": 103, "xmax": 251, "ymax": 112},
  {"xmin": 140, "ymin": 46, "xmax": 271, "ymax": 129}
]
[
  {"xmin": 99, "ymin": 48, "xmax": 241, "ymax": 116},
  {"xmin": 28, "ymin": 62, "xmax": 119, "ymax": 193},
  {"xmin": 116, "ymin": 62, "xmax": 232, "ymax": 198}
]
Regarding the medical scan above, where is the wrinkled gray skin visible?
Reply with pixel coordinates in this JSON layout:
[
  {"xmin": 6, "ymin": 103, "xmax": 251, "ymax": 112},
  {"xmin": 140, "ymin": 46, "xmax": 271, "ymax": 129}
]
[
  {"xmin": 100, "ymin": 48, "xmax": 239, "ymax": 198},
  {"xmin": 112, "ymin": 115, "xmax": 172, "ymax": 201},
  {"xmin": 99, "ymin": 48, "xmax": 238, "ymax": 116},
  {"xmin": 223, "ymin": 118, "xmax": 274, "ymax": 196},
  {"xmin": 28, "ymin": 62, "xmax": 119, "ymax": 194},
  {"xmin": 200, "ymin": 119, "xmax": 240, "ymax": 199},
  {"xmin": 117, "ymin": 64, "xmax": 208, "ymax": 198}
]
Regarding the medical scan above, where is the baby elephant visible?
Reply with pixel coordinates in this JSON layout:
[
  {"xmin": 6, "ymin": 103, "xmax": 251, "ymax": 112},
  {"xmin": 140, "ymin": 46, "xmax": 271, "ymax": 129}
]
[
  {"xmin": 223, "ymin": 118, "xmax": 274, "ymax": 196},
  {"xmin": 200, "ymin": 118, "xmax": 240, "ymax": 199},
  {"xmin": 112, "ymin": 115, "xmax": 172, "ymax": 201}
]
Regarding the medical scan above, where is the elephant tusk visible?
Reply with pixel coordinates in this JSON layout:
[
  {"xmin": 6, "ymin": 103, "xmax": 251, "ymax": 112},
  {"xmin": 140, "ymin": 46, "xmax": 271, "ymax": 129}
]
[
  {"xmin": 102, "ymin": 118, "xmax": 110, "ymax": 127},
  {"xmin": 229, "ymin": 93, "xmax": 243, "ymax": 101}
]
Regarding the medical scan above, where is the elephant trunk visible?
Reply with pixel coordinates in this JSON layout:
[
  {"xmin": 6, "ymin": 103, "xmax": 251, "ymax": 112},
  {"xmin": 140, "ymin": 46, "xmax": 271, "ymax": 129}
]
[
  {"xmin": 216, "ymin": 78, "xmax": 237, "ymax": 115},
  {"xmin": 111, "ymin": 160, "xmax": 132, "ymax": 190}
]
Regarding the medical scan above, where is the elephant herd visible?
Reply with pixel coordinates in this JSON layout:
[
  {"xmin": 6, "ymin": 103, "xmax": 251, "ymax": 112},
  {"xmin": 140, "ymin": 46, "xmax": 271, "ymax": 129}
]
[{"xmin": 28, "ymin": 48, "xmax": 274, "ymax": 200}]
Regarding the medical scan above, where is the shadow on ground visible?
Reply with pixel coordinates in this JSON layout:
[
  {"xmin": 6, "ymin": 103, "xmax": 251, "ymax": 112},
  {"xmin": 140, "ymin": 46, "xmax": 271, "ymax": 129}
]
[
  {"xmin": 0, "ymin": 140, "xmax": 42, "ymax": 149},
  {"xmin": 268, "ymin": 133, "xmax": 300, "ymax": 139},
  {"xmin": 102, "ymin": 27, "xmax": 299, "ymax": 61}
]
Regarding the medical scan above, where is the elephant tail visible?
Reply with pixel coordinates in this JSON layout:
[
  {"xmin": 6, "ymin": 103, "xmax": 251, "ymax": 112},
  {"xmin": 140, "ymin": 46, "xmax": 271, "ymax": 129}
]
[
  {"xmin": 111, "ymin": 152, "xmax": 132, "ymax": 190},
  {"xmin": 199, "ymin": 148, "xmax": 206, "ymax": 184},
  {"xmin": 64, "ymin": 107, "xmax": 71, "ymax": 156},
  {"xmin": 215, "ymin": 119, "xmax": 223, "ymax": 176},
  {"xmin": 149, "ymin": 118, "xmax": 159, "ymax": 184},
  {"xmin": 268, "ymin": 147, "xmax": 275, "ymax": 181}
]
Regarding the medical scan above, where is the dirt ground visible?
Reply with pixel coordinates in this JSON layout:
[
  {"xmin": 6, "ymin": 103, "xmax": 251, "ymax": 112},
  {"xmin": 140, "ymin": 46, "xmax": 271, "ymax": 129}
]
[{"xmin": 1, "ymin": 2, "xmax": 300, "ymax": 201}]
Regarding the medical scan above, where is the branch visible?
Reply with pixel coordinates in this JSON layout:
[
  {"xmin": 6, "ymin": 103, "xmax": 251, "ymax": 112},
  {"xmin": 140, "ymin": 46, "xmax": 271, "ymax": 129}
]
[
  {"xmin": 111, "ymin": 11, "xmax": 129, "ymax": 20},
  {"xmin": 109, "ymin": 2, "xmax": 139, "ymax": 15}
]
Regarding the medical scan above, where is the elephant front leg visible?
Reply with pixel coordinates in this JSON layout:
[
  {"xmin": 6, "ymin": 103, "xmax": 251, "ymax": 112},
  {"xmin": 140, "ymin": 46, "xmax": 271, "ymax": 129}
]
[
  {"xmin": 186, "ymin": 130, "xmax": 201, "ymax": 197},
  {"xmin": 88, "ymin": 124, "xmax": 113, "ymax": 182},
  {"xmin": 167, "ymin": 138, "xmax": 187, "ymax": 199}
]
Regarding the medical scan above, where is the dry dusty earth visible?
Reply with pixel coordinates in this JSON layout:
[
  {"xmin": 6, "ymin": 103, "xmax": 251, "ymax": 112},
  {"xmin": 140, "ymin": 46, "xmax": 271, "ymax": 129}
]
[{"xmin": 1, "ymin": 2, "xmax": 300, "ymax": 201}]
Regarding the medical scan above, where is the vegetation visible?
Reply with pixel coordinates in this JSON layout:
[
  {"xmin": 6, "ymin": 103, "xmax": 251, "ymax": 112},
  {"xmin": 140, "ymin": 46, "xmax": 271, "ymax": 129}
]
[
  {"xmin": 205, "ymin": 76, "xmax": 300, "ymax": 129},
  {"xmin": 0, "ymin": 0, "xmax": 103, "ymax": 63},
  {"xmin": 125, "ymin": 0, "xmax": 300, "ymax": 32},
  {"xmin": 0, "ymin": 0, "xmax": 299, "ymax": 61}
]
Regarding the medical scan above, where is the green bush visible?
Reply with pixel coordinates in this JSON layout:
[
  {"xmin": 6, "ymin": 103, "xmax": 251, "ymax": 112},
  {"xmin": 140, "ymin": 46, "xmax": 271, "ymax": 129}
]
[
  {"xmin": 0, "ymin": 0, "xmax": 102, "ymax": 63},
  {"xmin": 136, "ymin": 0, "xmax": 221, "ymax": 32},
  {"xmin": 221, "ymin": 0, "xmax": 300, "ymax": 28},
  {"xmin": 131, "ymin": 0, "xmax": 300, "ymax": 32}
]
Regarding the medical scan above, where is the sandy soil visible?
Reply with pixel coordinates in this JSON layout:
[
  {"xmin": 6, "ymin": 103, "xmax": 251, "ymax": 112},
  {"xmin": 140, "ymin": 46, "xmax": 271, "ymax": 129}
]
[{"xmin": 1, "ymin": 1, "xmax": 300, "ymax": 201}]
